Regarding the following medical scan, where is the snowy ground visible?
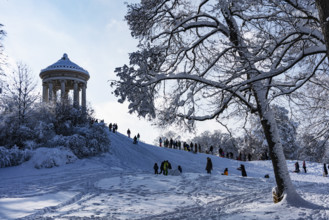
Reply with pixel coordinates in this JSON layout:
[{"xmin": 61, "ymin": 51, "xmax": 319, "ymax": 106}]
[{"xmin": 1, "ymin": 132, "xmax": 329, "ymax": 219}]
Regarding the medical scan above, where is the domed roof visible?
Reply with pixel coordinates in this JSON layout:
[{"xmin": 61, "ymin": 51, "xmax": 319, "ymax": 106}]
[{"xmin": 40, "ymin": 53, "xmax": 89, "ymax": 76}]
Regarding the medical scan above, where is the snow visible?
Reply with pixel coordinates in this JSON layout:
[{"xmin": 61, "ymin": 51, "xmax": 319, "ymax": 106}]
[{"xmin": 1, "ymin": 132, "xmax": 329, "ymax": 219}]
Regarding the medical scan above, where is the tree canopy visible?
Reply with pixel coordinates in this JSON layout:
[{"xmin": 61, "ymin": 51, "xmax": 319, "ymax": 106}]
[{"xmin": 113, "ymin": 0, "xmax": 327, "ymax": 205}]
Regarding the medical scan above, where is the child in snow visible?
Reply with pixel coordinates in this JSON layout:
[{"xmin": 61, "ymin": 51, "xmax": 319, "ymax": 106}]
[
  {"xmin": 206, "ymin": 157, "xmax": 213, "ymax": 174},
  {"xmin": 154, "ymin": 163, "xmax": 159, "ymax": 174},
  {"xmin": 163, "ymin": 160, "xmax": 169, "ymax": 176},
  {"xmin": 222, "ymin": 168, "xmax": 228, "ymax": 175},
  {"xmin": 237, "ymin": 164, "xmax": 247, "ymax": 177}
]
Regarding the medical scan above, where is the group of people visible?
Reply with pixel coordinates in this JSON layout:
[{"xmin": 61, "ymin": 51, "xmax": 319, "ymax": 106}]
[
  {"xmin": 153, "ymin": 160, "xmax": 183, "ymax": 176},
  {"xmin": 158, "ymin": 137, "xmax": 257, "ymax": 164},
  {"xmin": 130, "ymin": 131, "xmax": 140, "ymax": 144},
  {"xmin": 205, "ymin": 157, "xmax": 247, "ymax": 177},
  {"xmin": 294, "ymin": 161, "xmax": 307, "ymax": 173},
  {"xmin": 294, "ymin": 161, "xmax": 329, "ymax": 177},
  {"xmin": 108, "ymin": 123, "xmax": 118, "ymax": 133}
]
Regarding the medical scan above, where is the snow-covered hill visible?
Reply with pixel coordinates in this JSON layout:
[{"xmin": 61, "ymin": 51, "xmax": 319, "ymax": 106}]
[{"xmin": 0, "ymin": 131, "xmax": 329, "ymax": 219}]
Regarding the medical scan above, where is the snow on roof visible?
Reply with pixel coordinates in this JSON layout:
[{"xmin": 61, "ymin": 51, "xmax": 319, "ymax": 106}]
[{"xmin": 40, "ymin": 53, "xmax": 89, "ymax": 75}]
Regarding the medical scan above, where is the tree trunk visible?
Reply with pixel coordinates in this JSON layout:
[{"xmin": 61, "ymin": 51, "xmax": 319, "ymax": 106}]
[
  {"xmin": 316, "ymin": 0, "xmax": 329, "ymax": 60},
  {"xmin": 253, "ymin": 82, "xmax": 301, "ymax": 204}
]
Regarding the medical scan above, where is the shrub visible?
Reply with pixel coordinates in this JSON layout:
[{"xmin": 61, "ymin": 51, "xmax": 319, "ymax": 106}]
[
  {"xmin": 0, "ymin": 146, "xmax": 32, "ymax": 168},
  {"xmin": 30, "ymin": 147, "xmax": 77, "ymax": 169}
]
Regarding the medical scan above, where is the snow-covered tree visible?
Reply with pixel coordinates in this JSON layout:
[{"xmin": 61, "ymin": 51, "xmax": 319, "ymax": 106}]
[
  {"xmin": 0, "ymin": 23, "xmax": 6, "ymax": 93},
  {"xmin": 244, "ymin": 105, "xmax": 298, "ymax": 160},
  {"xmin": 1, "ymin": 63, "xmax": 38, "ymax": 125},
  {"xmin": 191, "ymin": 130, "xmax": 239, "ymax": 156},
  {"xmin": 113, "ymin": 0, "xmax": 328, "ymax": 204},
  {"xmin": 0, "ymin": 63, "xmax": 38, "ymax": 147}
]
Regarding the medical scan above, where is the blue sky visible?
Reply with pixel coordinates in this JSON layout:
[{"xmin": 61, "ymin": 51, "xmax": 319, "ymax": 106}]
[{"xmin": 0, "ymin": 0, "xmax": 220, "ymax": 144}]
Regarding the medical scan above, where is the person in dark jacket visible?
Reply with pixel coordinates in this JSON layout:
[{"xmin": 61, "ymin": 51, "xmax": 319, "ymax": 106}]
[
  {"xmin": 206, "ymin": 157, "xmax": 213, "ymax": 174},
  {"xmin": 209, "ymin": 146, "xmax": 214, "ymax": 154},
  {"xmin": 159, "ymin": 161, "xmax": 164, "ymax": 174},
  {"xmin": 302, "ymin": 161, "xmax": 307, "ymax": 173},
  {"xmin": 237, "ymin": 164, "xmax": 247, "ymax": 177},
  {"xmin": 294, "ymin": 162, "xmax": 300, "ymax": 173},
  {"xmin": 324, "ymin": 163, "xmax": 328, "ymax": 177},
  {"xmin": 178, "ymin": 165, "xmax": 182, "ymax": 173},
  {"xmin": 154, "ymin": 163, "xmax": 159, "ymax": 174},
  {"xmin": 133, "ymin": 136, "xmax": 138, "ymax": 144}
]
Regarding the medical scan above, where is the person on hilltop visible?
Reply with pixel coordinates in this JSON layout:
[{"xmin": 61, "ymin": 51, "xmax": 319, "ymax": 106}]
[
  {"xmin": 153, "ymin": 163, "xmax": 159, "ymax": 174},
  {"xmin": 109, "ymin": 123, "xmax": 112, "ymax": 132},
  {"xmin": 133, "ymin": 136, "xmax": 138, "ymax": 144},
  {"xmin": 127, "ymin": 129, "xmax": 131, "ymax": 138},
  {"xmin": 206, "ymin": 157, "xmax": 213, "ymax": 174},
  {"xmin": 237, "ymin": 164, "xmax": 247, "ymax": 177},
  {"xmin": 159, "ymin": 137, "xmax": 162, "ymax": 147},
  {"xmin": 137, "ymin": 133, "xmax": 140, "ymax": 141},
  {"xmin": 209, "ymin": 146, "xmax": 214, "ymax": 155},
  {"xmin": 303, "ymin": 161, "xmax": 307, "ymax": 173}
]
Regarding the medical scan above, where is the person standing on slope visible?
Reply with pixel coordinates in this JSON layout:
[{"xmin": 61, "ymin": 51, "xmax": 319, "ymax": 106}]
[
  {"xmin": 303, "ymin": 161, "xmax": 307, "ymax": 173},
  {"xmin": 237, "ymin": 164, "xmax": 247, "ymax": 177},
  {"xmin": 294, "ymin": 161, "xmax": 300, "ymax": 173},
  {"xmin": 154, "ymin": 163, "xmax": 159, "ymax": 174},
  {"xmin": 323, "ymin": 163, "xmax": 328, "ymax": 177},
  {"xmin": 206, "ymin": 157, "xmax": 213, "ymax": 174},
  {"xmin": 163, "ymin": 160, "xmax": 169, "ymax": 176},
  {"xmin": 127, "ymin": 129, "xmax": 131, "ymax": 138}
]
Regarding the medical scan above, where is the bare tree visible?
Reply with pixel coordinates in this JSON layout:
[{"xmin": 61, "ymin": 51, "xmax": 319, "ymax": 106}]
[
  {"xmin": 113, "ymin": 0, "xmax": 327, "ymax": 205},
  {"xmin": 1, "ymin": 63, "xmax": 38, "ymax": 125}
]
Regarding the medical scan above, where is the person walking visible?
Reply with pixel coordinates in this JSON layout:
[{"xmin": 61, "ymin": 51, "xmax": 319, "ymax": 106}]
[
  {"xmin": 154, "ymin": 163, "xmax": 159, "ymax": 174},
  {"xmin": 294, "ymin": 161, "xmax": 300, "ymax": 173},
  {"xmin": 302, "ymin": 161, "xmax": 307, "ymax": 173},
  {"xmin": 323, "ymin": 163, "xmax": 328, "ymax": 177},
  {"xmin": 206, "ymin": 157, "xmax": 213, "ymax": 174}
]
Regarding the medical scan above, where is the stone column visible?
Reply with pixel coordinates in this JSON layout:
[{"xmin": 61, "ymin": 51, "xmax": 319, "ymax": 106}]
[
  {"xmin": 73, "ymin": 81, "xmax": 79, "ymax": 108},
  {"xmin": 48, "ymin": 81, "xmax": 53, "ymax": 102},
  {"xmin": 81, "ymin": 83, "xmax": 87, "ymax": 110},
  {"xmin": 61, "ymin": 80, "xmax": 66, "ymax": 101},
  {"xmin": 54, "ymin": 89, "xmax": 58, "ymax": 102},
  {"xmin": 42, "ymin": 83, "xmax": 48, "ymax": 102}
]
